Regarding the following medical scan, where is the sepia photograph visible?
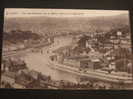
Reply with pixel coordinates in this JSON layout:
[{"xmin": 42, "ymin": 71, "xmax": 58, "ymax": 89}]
[{"xmin": 1, "ymin": 8, "xmax": 133, "ymax": 89}]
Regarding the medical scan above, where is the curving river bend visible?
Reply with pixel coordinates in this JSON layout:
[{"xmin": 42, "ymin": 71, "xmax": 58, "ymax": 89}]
[{"xmin": 23, "ymin": 35, "xmax": 79, "ymax": 83}]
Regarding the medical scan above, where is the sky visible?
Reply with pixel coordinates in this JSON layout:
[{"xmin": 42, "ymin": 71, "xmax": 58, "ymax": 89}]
[{"xmin": 4, "ymin": 8, "xmax": 129, "ymax": 17}]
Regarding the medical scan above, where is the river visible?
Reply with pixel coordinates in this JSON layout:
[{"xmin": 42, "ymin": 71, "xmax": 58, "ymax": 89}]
[{"xmin": 23, "ymin": 35, "xmax": 79, "ymax": 83}]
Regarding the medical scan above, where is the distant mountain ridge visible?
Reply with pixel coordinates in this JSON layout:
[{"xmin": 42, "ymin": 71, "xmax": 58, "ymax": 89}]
[{"xmin": 4, "ymin": 14, "xmax": 130, "ymax": 34}]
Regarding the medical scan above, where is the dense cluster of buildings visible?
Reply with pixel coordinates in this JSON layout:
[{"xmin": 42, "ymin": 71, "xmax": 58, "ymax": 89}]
[
  {"xmin": 50, "ymin": 31, "xmax": 132, "ymax": 76},
  {"xmin": 1, "ymin": 29, "xmax": 133, "ymax": 89}
]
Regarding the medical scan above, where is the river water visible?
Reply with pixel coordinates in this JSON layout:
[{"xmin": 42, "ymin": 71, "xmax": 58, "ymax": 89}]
[{"xmin": 23, "ymin": 35, "xmax": 79, "ymax": 83}]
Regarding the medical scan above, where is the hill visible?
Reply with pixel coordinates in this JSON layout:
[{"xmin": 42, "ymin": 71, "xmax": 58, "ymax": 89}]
[
  {"xmin": 3, "ymin": 30, "xmax": 42, "ymax": 46},
  {"xmin": 3, "ymin": 14, "xmax": 130, "ymax": 35}
]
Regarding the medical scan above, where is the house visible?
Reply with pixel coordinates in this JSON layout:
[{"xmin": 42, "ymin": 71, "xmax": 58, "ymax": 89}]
[
  {"xmin": 1, "ymin": 71, "xmax": 16, "ymax": 85},
  {"xmin": 63, "ymin": 58, "xmax": 81, "ymax": 68},
  {"xmin": 120, "ymin": 40, "xmax": 131, "ymax": 48},
  {"xmin": 88, "ymin": 51, "xmax": 103, "ymax": 59},
  {"xmin": 63, "ymin": 55, "xmax": 102, "ymax": 70},
  {"xmin": 110, "ymin": 39, "xmax": 120, "ymax": 44}
]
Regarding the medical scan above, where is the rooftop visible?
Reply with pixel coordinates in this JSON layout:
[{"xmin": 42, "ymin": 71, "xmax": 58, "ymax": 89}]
[
  {"xmin": 65, "ymin": 56, "xmax": 100, "ymax": 62},
  {"xmin": 2, "ymin": 71, "xmax": 16, "ymax": 78}
]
